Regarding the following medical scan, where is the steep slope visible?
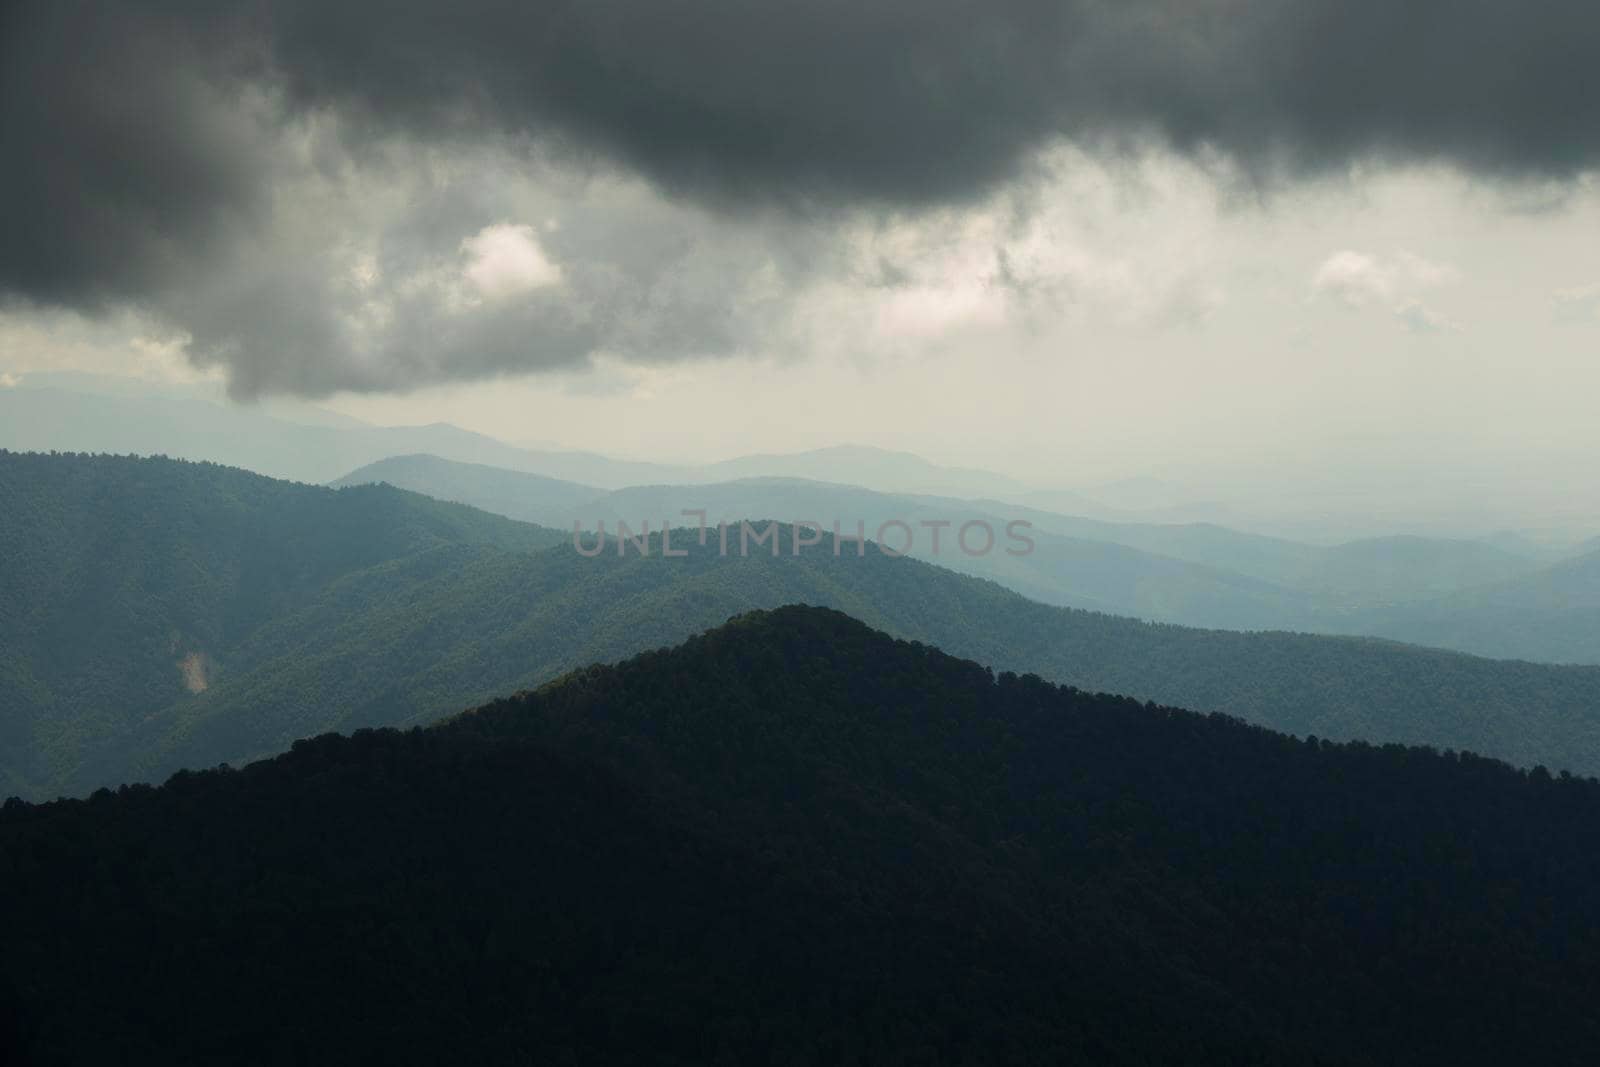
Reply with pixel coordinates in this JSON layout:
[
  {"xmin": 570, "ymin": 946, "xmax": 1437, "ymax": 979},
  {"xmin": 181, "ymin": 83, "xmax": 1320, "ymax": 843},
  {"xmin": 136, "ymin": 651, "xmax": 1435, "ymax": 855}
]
[
  {"xmin": 332, "ymin": 453, "xmax": 607, "ymax": 527},
  {"xmin": 0, "ymin": 451, "xmax": 563, "ymax": 797},
  {"xmin": 5, "ymin": 607, "xmax": 1600, "ymax": 1065}
]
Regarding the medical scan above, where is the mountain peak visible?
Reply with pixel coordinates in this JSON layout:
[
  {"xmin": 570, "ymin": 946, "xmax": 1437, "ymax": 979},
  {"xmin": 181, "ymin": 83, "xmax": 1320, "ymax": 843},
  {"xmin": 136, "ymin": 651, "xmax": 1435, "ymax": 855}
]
[{"xmin": 12, "ymin": 604, "xmax": 1600, "ymax": 1063}]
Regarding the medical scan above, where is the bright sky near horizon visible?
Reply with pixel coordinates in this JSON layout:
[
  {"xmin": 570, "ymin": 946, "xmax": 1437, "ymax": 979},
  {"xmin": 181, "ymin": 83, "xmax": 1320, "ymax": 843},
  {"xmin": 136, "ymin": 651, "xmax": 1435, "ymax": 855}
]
[{"xmin": 3, "ymin": 2, "xmax": 1598, "ymax": 512}]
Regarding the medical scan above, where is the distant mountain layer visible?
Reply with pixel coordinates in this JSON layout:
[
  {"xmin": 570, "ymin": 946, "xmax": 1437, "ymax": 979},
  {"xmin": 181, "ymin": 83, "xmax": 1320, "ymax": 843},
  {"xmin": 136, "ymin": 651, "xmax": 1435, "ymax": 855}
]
[
  {"xmin": 693, "ymin": 442, "xmax": 1025, "ymax": 497},
  {"xmin": 339, "ymin": 453, "xmax": 1544, "ymax": 631},
  {"xmin": 0, "ymin": 378, "xmax": 1024, "ymax": 495},
  {"xmin": 6, "ymin": 607, "xmax": 1600, "ymax": 1064},
  {"xmin": 330, "ymin": 453, "xmax": 607, "ymax": 527},
  {"xmin": 8, "ymin": 452, "xmax": 1600, "ymax": 800},
  {"xmin": 0, "ymin": 383, "xmax": 661, "ymax": 487},
  {"xmin": 1350, "ymin": 548, "xmax": 1600, "ymax": 664}
]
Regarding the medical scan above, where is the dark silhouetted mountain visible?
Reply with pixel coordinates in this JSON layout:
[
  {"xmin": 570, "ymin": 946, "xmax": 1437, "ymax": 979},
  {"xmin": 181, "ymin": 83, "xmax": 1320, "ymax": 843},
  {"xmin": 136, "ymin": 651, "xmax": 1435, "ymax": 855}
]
[{"xmin": 5, "ymin": 607, "xmax": 1600, "ymax": 1065}]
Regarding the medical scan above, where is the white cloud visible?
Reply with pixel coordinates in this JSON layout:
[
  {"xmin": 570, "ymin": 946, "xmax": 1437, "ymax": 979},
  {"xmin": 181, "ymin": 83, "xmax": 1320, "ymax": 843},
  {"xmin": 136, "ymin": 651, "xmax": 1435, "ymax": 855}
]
[
  {"xmin": 461, "ymin": 223, "xmax": 562, "ymax": 299},
  {"xmin": 874, "ymin": 279, "xmax": 1010, "ymax": 341},
  {"xmin": 0, "ymin": 371, "xmax": 19, "ymax": 388},
  {"xmin": 1312, "ymin": 250, "xmax": 1390, "ymax": 307},
  {"xmin": 1312, "ymin": 249, "xmax": 1459, "ymax": 331},
  {"xmin": 820, "ymin": 148, "xmax": 1232, "ymax": 356}
]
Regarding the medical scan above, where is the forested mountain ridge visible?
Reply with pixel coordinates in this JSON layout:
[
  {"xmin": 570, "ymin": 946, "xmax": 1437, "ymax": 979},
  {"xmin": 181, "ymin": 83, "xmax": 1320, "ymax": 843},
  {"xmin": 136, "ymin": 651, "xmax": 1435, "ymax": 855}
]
[
  {"xmin": 113, "ymin": 522, "xmax": 1600, "ymax": 796},
  {"xmin": 11, "ymin": 452, "xmax": 1600, "ymax": 800},
  {"xmin": 0, "ymin": 451, "xmax": 562, "ymax": 798},
  {"xmin": 5, "ymin": 606, "xmax": 1600, "ymax": 1065}
]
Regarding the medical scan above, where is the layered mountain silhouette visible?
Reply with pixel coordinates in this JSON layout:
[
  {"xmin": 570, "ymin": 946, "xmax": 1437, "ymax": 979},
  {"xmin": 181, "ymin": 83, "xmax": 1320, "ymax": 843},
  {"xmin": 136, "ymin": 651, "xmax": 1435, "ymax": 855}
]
[
  {"xmin": 0, "ymin": 376, "xmax": 1026, "ymax": 495},
  {"xmin": 8, "ymin": 452, "xmax": 1600, "ymax": 800},
  {"xmin": 4, "ymin": 606, "xmax": 1600, "ymax": 1064},
  {"xmin": 1343, "ymin": 547, "xmax": 1600, "ymax": 664},
  {"xmin": 337, "ymin": 452, "xmax": 1552, "ymax": 636}
]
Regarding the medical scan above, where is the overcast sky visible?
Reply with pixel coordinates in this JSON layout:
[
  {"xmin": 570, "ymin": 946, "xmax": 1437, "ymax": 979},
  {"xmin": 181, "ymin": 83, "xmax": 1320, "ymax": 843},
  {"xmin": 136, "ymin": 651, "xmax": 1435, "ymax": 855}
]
[{"xmin": 2, "ymin": 1, "xmax": 1598, "ymax": 507}]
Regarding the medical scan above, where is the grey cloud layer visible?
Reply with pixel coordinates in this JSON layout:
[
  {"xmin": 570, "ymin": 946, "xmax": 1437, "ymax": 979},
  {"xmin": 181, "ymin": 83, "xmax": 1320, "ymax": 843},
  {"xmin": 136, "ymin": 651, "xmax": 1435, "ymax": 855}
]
[{"xmin": 3, "ymin": 0, "xmax": 1596, "ymax": 393}]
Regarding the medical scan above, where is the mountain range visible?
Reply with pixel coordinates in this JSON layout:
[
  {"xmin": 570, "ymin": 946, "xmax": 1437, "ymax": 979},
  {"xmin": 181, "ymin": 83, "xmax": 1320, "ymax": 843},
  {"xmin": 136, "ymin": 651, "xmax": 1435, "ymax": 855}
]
[
  {"xmin": 5, "ymin": 606, "xmax": 1600, "ymax": 1064},
  {"xmin": 10, "ymin": 451, "xmax": 1600, "ymax": 801},
  {"xmin": 16, "ymin": 374, "xmax": 1597, "ymax": 551},
  {"xmin": 0, "ymin": 451, "xmax": 562, "ymax": 798},
  {"xmin": 0, "ymin": 375, "xmax": 1028, "ymax": 496},
  {"xmin": 337, "ymin": 452, "xmax": 1600, "ymax": 663}
]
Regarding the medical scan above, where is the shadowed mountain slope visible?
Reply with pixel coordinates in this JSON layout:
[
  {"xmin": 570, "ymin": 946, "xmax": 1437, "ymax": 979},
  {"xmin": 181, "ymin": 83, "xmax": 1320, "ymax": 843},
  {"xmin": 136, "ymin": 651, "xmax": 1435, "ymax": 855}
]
[{"xmin": 5, "ymin": 607, "xmax": 1600, "ymax": 1065}]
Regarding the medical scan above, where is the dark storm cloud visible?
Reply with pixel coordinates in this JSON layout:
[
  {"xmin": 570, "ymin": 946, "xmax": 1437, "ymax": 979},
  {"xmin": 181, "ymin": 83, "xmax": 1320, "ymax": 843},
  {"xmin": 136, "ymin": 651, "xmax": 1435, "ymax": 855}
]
[
  {"xmin": 3, "ymin": 0, "xmax": 1597, "ymax": 392},
  {"xmin": 237, "ymin": 0, "xmax": 1600, "ymax": 190},
  {"xmin": 0, "ymin": 2, "xmax": 273, "ymax": 307}
]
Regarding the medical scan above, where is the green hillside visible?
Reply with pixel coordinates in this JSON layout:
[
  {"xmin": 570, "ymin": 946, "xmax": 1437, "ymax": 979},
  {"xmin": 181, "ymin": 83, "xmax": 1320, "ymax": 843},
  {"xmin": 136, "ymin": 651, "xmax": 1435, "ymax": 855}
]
[
  {"xmin": 134, "ymin": 522, "xmax": 1600, "ymax": 791},
  {"xmin": 5, "ymin": 607, "xmax": 1600, "ymax": 1064},
  {"xmin": 11, "ymin": 453, "xmax": 1600, "ymax": 800},
  {"xmin": 0, "ymin": 451, "xmax": 562, "ymax": 797}
]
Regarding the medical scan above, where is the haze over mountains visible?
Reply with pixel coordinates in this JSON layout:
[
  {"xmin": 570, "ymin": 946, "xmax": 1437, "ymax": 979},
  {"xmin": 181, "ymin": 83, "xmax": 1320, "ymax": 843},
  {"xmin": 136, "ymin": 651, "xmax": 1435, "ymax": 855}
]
[
  {"xmin": 1339, "ymin": 550, "xmax": 1600, "ymax": 666},
  {"xmin": 337, "ymin": 452, "xmax": 1600, "ymax": 665},
  {"xmin": 8, "ymin": 374, "xmax": 1598, "ymax": 547},
  {"xmin": 10, "ymin": 451, "xmax": 1600, "ymax": 805},
  {"xmin": 8, "ymin": 0, "xmax": 1600, "ymax": 1058},
  {"xmin": 0, "ymin": 375, "xmax": 1029, "ymax": 498}
]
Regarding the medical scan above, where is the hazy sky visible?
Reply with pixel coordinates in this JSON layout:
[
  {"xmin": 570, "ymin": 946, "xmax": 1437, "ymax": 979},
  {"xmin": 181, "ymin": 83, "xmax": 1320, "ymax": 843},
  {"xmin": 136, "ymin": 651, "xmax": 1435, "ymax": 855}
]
[{"xmin": 2, "ymin": 1, "xmax": 1598, "ymax": 500}]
